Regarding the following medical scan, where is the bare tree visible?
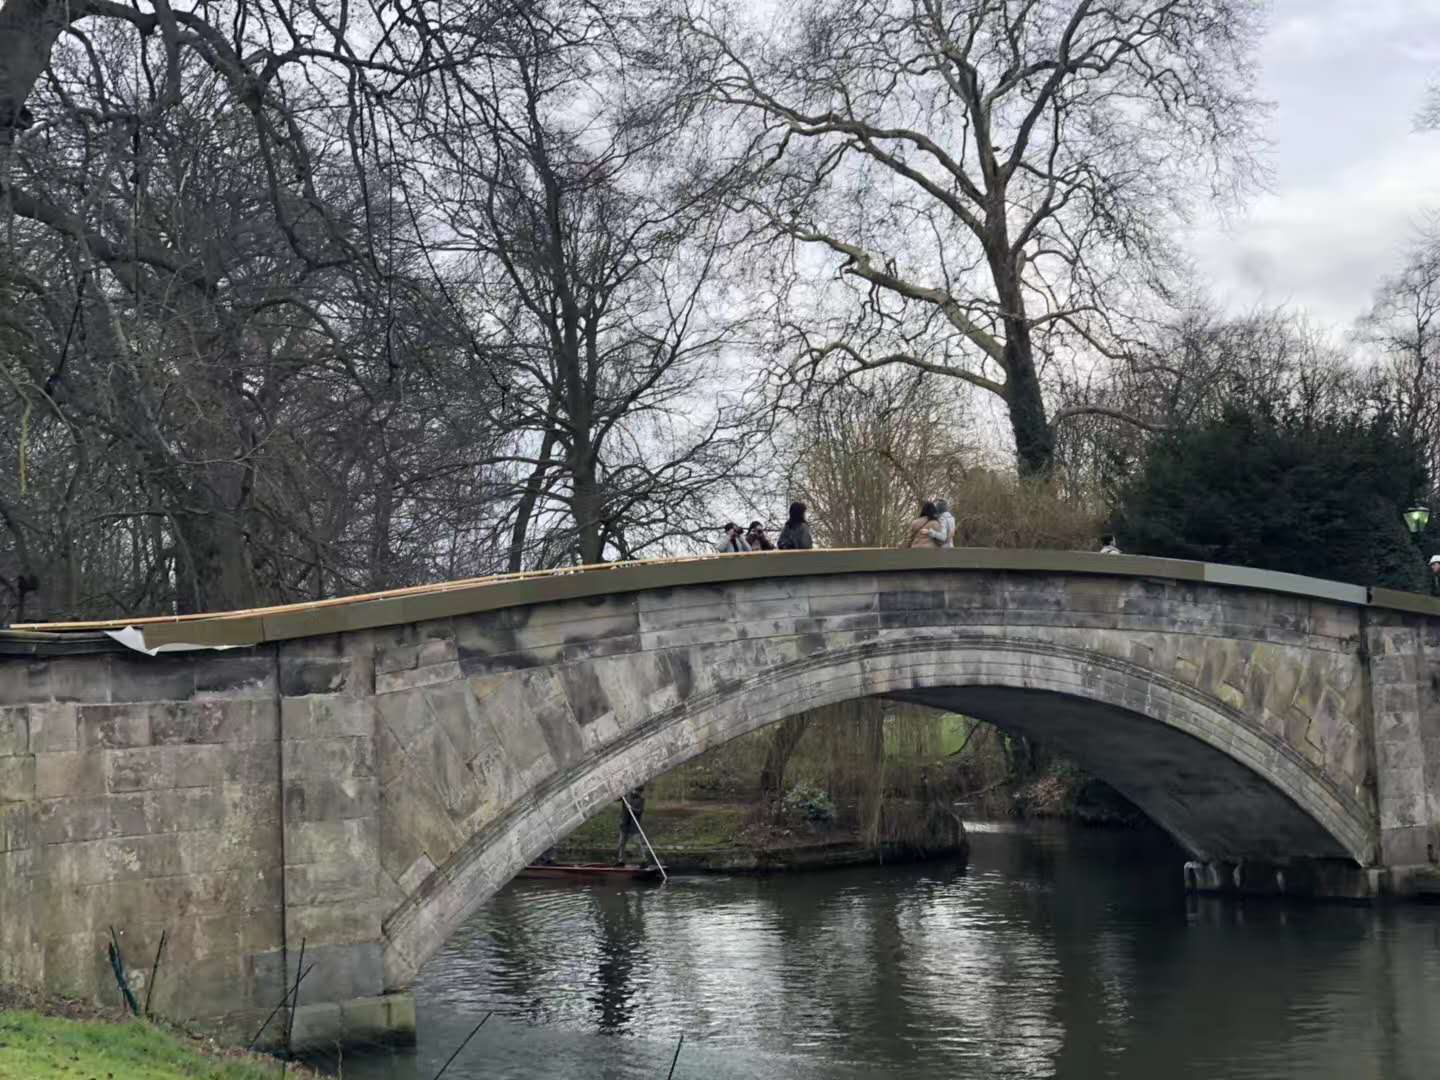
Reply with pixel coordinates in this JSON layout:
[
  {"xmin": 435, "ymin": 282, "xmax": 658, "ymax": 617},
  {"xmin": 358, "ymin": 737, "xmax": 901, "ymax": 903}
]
[
  {"xmin": 1419, "ymin": 82, "xmax": 1440, "ymax": 131},
  {"xmin": 407, "ymin": 1, "xmax": 769, "ymax": 567},
  {"xmin": 1054, "ymin": 304, "xmax": 1356, "ymax": 503},
  {"xmin": 664, "ymin": 0, "xmax": 1265, "ymax": 475},
  {"xmin": 756, "ymin": 371, "xmax": 972, "ymax": 811},
  {"xmin": 0, "ymin": 10, "xmax": 517, "ymax": 617},
  {"xmin": 1361, "ymin": 226, "xmax": 1440, "ymax": 503}
]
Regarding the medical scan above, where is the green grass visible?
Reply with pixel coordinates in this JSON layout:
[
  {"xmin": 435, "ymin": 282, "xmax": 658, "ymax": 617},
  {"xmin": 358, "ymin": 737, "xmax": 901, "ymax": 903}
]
[{"xmin": 0, "ymin": 1011, "xmax": 286, "ymax": 1080}]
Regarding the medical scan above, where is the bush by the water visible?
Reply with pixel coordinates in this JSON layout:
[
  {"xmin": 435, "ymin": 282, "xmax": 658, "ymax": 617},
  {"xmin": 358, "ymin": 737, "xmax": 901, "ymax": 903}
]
[{"xmin": 783, "ymin": 782, "xmax": 836, "ymax": 824}]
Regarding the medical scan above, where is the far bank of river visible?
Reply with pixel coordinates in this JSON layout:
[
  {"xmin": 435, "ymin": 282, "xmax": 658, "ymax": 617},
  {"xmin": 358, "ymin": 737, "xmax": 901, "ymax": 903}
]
[
  {"xmin": 552, "ymin": 798, "xmax": 971, "ymax": 872},
  {"xmin": 552, "ymin": 768, "xmax": 1141, "ymax": 874}
]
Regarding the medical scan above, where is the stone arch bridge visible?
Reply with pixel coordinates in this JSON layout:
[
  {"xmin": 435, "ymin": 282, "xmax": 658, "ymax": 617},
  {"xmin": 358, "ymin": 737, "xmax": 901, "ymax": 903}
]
[{"xmin": 3, "ymin": 550, "xmax": 1440, "ymax": 1047}]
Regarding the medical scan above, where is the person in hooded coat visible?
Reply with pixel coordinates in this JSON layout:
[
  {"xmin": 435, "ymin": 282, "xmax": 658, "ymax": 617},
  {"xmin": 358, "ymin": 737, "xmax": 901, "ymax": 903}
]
[{"xmin": 776, "ymin": 502, "xmax": 814, "ymax": 550}]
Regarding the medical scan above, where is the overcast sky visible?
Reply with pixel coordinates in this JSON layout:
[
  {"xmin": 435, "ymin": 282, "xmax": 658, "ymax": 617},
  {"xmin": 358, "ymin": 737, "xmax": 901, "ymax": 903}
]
[{"xmin": 1187, "ymin": 0, "xmax": 1440, "ymax": 330}]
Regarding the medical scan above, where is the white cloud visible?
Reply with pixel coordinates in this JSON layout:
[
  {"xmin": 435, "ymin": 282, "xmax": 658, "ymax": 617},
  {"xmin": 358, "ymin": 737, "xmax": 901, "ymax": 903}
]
[
  {"xmin": 1185, "ymin": 0, "xmax": 1440, "ymax": 328},
  {"xmin": 1189, "ymin": 136, "xmax": 1440, "ymax": 323}
]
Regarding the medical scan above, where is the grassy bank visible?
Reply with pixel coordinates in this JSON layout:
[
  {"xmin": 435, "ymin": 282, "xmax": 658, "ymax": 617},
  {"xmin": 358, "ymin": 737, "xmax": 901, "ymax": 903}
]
[{"xmin": 0, "ymin": 1008, "xmax": 316, "ymax": 1080}]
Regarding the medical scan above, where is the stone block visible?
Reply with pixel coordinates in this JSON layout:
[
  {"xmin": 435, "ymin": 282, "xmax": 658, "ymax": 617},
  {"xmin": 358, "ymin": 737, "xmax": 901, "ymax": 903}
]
[
  {"xmin": 379, "ymin": 767, "xmax": 463, "ymax": 881},
  {"xmin": 285, "ymin": 861, "xmax": 378, "ymax": 907},
  {"xmin": 279, "ymin": 657, "xmax": 357, "ymax": 698},
  {"xmin": 105, "ymin": 747, "xmax": 175, "ymax": 792},
  {"xmin": 192, "ymin": 654, "xmax": 276, "ymax": 699},
  {"xmin": 0, "ymin": 707, "xmax": 28, "ymax": 755},
  {"xmin": 375, "ymin": 660, "xmax": 462, "ymax": 695},
  {"xmin": 107, "ymin": 657, "xmax": 194, "ymax": 704},
  {"xmin": 28, "ymin": 703, "xmax": 78, "ymax": 752},
  {"xmin": 375, "ymin": 688, "xmax": 432, "ymax": 751},
  {"xmin": 42, "ymin": 930, "xmax": 104, "ymax": 998},
  {"xmin": 175, "ymin": 827, "xmax": 273, "ymax": 875},
  {"xmin": 170, "ymin": 744, "xmax": 226, "ymax": 787},
  {"xmin": 33, "ymin": 792, "xmax": 146, "ymax": 843},
  {"xmin": 149, "ymin": 701, "xmax": 227, "ymax": 745},
  {"xmin": 288, "ymin": 1002, "xmax": 343, "ymax": 1051},
  {"xmin": 284, "ymin": 776, "xmax": 379, "ymax": 823},
  {"xmin": 0, "ymin": 754, "xmax": 35, "ymax": 802},
  {"xmin": 222, "ymin": 744, "xmax": 281, "ymax": 785},
  {"xmin": 77, "ymin": 703, "xmax": 153, "ymax": 749},
  {"xmin": 283, "ymin": 736, "xmax": 375, "ymax": 779},
  {"xmin": 286, "ymin": 899, "xmax": 386, "ymax": 949},
  {"xmin": 0, "ymin": 802, "xmax": 31, "ymax": 851},
  {"xmin": 292, "ymin": 696, "xmax": 375, "ymax": 740},
  {"xmin": 35, "ymin": 749, "xmax": 107, "ymax": 798},
  {"xmin": 375, "ymin": 643, "xmax": 419, "ymax": 676},
  {"xmin": 285, "ymin": 818, "xmax": 377, "ymax": 866},
  {"xmin": 144, "ymin": 787, "xmax": 227, "ymax": 833},
  {"xmin": 283, "ymin": 941, "xmax": 383, "ymax": 1005},
  {"xmin": 278, "ymin": 633, "xmax": 345, "ymax": 660},
  {"xmin": 219, "ymin": 699, "xmax": 280, "ymax": 743},
  {"xmin": 0, "ymin": 659, "xmax": 51, "ymax": 705}
]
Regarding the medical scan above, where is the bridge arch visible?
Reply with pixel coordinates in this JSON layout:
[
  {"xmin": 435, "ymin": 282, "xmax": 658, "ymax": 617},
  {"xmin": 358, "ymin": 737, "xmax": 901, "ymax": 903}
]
[{"xmin": 374, "ymin": 568, "xmax": 1377, "ymax": 988}]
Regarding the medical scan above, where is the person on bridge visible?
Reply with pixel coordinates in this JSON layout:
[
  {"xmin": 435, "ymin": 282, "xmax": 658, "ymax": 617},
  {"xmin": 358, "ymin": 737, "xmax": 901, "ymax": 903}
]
[
  {"xmin": 1099, "ymin": 536, "xmax": 1122, "ymax": 555},
  {"xmin": 777, "ymin": 502, "xmax": 814, "ymax": 550},
  {"xmin": 746, "ymin": 521, "xmax": 775, "ymax": 551},
  {"xmin": 934, "ymin": 498, "xmax": 956, "ymax": 548},
  {"xmin": 904, "ymin": 502, "xmax": 945, "ymax": 548},
  {"xmin": 1429, "ymin": 554, "xmax": 1440, "ymax": 595},
  {"xmin": 717, "ymin": 523, "xmax": 751, "ymax": 553},
  {"xmin": 616, "ymin": 787, "xmax": 648, "ymax": 865}
]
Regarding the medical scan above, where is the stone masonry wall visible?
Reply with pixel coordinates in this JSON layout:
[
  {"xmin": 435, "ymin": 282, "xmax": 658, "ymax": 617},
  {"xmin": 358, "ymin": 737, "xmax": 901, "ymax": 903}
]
[
  {"xmin": 8, "ymin": 567, "xmax": 1439, "ymax": 1045},
  {"xmin": 0, "ymin": 648, "xmax": 285, "ymax": 1042},
  {"xmin": 1365, "ymin": 611, "xmax": 1440, "ymax": 866}
]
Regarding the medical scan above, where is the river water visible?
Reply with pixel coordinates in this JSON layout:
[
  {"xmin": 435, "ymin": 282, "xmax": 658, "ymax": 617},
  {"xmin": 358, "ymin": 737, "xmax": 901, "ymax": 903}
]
[{"xmin": 331, "ymin": 822, "xmax": 1440, "ymax": 1080}]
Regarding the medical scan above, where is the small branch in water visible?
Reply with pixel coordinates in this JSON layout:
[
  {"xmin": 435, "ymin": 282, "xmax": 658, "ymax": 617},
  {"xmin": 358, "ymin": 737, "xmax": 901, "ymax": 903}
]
[
  {"xmin": 666, "ymin": 1034, "xmax": 685, "ymax": 1079},
  {"xmin": 432, "ymin": 1010, "xmax": 492, "ymax": 1080}
]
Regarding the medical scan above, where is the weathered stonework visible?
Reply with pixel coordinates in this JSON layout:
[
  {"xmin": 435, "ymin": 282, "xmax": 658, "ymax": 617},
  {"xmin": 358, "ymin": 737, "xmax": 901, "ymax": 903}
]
[{"xmin": 4, "ymin": 562, "xmax": 1440, "ymax": 1047}]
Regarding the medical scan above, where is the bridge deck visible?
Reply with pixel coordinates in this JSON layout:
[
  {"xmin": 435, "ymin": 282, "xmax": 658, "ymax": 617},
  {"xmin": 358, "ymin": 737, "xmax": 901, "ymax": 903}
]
[{"xmin": 5, "ymin": 548, "xmax": 1438, "ymax": 651}]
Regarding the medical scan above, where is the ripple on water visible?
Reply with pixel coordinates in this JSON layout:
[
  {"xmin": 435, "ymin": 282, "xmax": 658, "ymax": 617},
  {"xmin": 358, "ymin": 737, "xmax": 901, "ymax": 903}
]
[{"xmin": 329, "ymin": 827, "xmax": 1440, "ymax": 1080}]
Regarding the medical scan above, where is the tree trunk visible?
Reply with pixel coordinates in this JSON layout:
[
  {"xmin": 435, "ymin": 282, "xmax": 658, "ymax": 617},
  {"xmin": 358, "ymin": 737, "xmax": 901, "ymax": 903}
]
[
  {"xmin": 1005, "ymin": 339, "xmax": 1055, "ymax": 478},
  {"xmin": 507, "ymin": 429, "xmax": 557, "ymax": 573},
  {"xmin": 172, "ymin": 506, "xmax": 258, "ymax": 614},
  {"xmin": 571, "ymin": 460, "xmax": 604, "ymax": 564},
  {"xmin": 991, "ymin": 254, "xmax": 1055, "ymax": 477},
  {"xmin": 0, "ymin": 0, "xmax": 65, "ymax": 136},
  {"xmin": 758, "ymin": 714, "xmax": 812, "ymax": 815}
]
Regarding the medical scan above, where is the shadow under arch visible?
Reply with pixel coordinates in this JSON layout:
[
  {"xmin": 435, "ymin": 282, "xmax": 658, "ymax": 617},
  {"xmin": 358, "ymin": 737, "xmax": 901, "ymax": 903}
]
[{"xmin": 382, "ymin": 635, "xmax": 1374, "ymax": 988}]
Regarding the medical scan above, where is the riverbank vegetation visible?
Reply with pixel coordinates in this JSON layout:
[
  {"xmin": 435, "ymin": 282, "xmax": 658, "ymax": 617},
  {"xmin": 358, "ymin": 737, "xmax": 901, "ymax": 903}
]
[
  {"xmin": 0, "ymin": 1006, "xmax": 316, "ymax": 1080},
  {"xmin": 559, "ymin": 705, "xmax": 1137, "ymax": 869}
]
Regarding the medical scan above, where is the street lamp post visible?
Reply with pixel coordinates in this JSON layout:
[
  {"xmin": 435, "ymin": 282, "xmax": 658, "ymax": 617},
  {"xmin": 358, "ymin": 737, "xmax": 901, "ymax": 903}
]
[{"xmin": 1405, "ymin": 506, "xmax": 1431, "ymax": 535}]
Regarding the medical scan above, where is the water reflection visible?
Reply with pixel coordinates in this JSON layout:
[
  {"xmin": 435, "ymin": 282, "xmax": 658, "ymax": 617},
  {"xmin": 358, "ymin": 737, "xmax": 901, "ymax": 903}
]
[
  {"xmin": 590, "ymin": 888, "xmax": 647, "ymax": 1034},
  {"xmin": 328, "ymin": 824, "xmax": 1440, "ymax": 1080}
]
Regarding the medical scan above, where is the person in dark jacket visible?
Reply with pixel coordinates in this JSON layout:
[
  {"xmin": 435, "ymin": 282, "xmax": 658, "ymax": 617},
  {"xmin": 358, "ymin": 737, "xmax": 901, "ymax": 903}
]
[
  {"xmin": 746, "ymin": 521, "xmax": 774, "ymax": 551},
  {"xmin": 776, "ymin": 502, "xmax": 814, "ymax": 550},
  {"xmin": 616, "ymin": 786, "xmax": 647, "ymax": 865}
]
